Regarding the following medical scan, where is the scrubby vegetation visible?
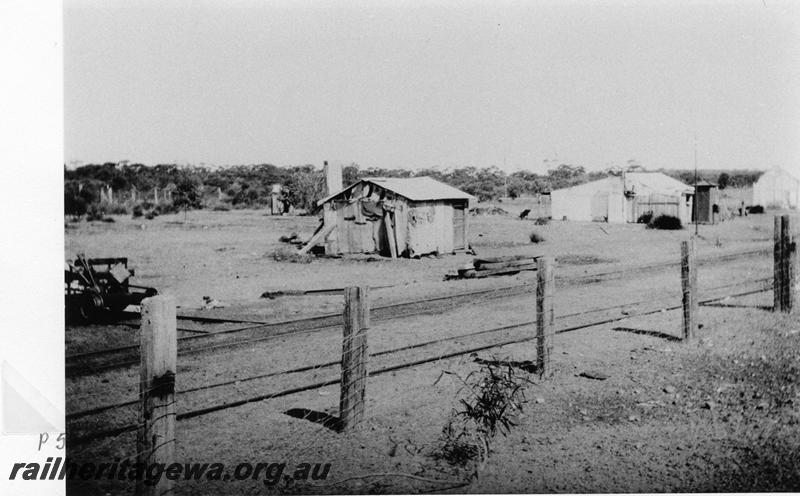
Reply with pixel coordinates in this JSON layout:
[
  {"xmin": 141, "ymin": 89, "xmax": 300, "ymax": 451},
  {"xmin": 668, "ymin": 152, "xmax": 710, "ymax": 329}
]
[
  {"xmin": 437, "ymin": 361, "xmax": 530, "ymax": 475},
  {"xmin": 534, "ymin": 217, "xmax": 550, "ymax": 226},
  {"xmin": 637, "ymin": 211, "xmax": 654, "ymax": 224},
  {"xmin": 647, "ymin": 214, "xmax": 683, "ymax": 230},
  {"xmin": 270, "ymin": 246, "xmax": 313, "ymax": 263},
  {"xmin": 529, "ymin": 231, "xmax": 546, "ymax": 243},
  {"xmin": 64, "ymin": 162, "xmax": 766, "ymax": 221}
]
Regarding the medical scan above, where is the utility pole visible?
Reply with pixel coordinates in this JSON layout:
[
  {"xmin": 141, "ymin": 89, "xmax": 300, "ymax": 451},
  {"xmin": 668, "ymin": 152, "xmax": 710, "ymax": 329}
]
[{"xmin": 694, "ymin": 135, "xmax": 698, "ymax": 237}]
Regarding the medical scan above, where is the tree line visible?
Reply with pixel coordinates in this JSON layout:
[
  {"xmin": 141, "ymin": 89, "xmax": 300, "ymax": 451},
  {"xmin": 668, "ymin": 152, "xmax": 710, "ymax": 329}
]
[{"xmin": 64, "ymin": 162, "xmax": 764, "ymax": 218}]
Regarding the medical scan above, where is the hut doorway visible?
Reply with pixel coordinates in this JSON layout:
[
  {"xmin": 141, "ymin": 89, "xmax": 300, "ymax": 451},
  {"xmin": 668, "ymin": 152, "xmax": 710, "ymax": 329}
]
[{"xmin": 453, "ymin": 204, "xmax": 467, "ymax": 250}]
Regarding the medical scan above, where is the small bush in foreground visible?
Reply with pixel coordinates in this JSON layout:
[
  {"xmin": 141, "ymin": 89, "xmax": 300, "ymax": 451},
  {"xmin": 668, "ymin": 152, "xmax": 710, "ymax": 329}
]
[
  {"xmin": 748, "ymin": 205, "xmax": 764, "ymax": 214},
  {"xmin": 132, "ymin": 205, "xmax": 143, "ymax": 218},
  {"xmin": 637, "ymin": 211, "xmax": 654, "ymax": 224},
  {"xmin": 647, "ymin": 214, "xmax": 682, "ymax": 230},
  {"xmin": 437, "ymin": 361, "xmax": 529, "ymax": 475},
  {"xmin": 271, "ymin": 247, "xmax": 313, "ymax": 264},
  {"xmin": 529, "ymin": 230, "xmax": 545, "ymax": 243}
]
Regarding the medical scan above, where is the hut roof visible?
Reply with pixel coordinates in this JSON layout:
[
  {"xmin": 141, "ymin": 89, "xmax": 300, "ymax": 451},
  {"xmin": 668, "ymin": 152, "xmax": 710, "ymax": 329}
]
[
  {"xmin": 756, "ymin": 167, "xmax": 800, "ymax": 185},
  {"xmin": 317, "ymin": 176, "xmax": 475, "ymax": 206},
  {"xmin": 625, "ymin": 172, "xmax": 693, "ymax": 196}
]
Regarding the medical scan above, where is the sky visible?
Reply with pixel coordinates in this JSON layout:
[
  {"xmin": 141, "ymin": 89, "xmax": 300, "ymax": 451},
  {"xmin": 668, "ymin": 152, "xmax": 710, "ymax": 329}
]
[{"xmin": 64, "ymin": 0, "xmax": 800, "ymax": 173}]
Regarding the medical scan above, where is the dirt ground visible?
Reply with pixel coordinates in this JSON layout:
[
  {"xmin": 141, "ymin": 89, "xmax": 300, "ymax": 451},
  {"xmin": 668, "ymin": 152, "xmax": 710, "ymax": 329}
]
[
  {"xmin": 65, "ymin": 204, "xmax": 770, "ymax": 345},
  {"xmin": 64, "ymin": 207, "xmax": 799, "ymax": 494}
]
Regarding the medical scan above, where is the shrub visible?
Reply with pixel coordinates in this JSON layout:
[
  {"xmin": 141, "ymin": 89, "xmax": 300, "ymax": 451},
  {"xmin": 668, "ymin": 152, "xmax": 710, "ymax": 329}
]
[
  {"xmin": 145, "ymin": 211, "xmax": 157, "ymax": 220},
  {"xmin": 102, "ymin": 217, "xmax": 115, "ymax": 223},
  {"xmin": 212, "ymin": 204, "xmax": 231, "ymax": 212},
  {"xmin": 271, "ymin": 246, "xmax": 313, "ymax": 263},
  {"xmin": 86, "ymin": 204, "xmax": 105, "ymax": 221},
  {"xmin": 748, "ymin": 205, "xmax": 764, "ymax": 214},
  {"xmin": 132, "ymin": 205, "xmax": 144, "ymax": 218},
  {"xmin": 647, "ymin": 214, "xmax": 682, "ymax": 230},
  {"xmin": 534, "ymin": 217, "xmax": 550, "ymax": 226},
  {"xmin": 106, "ymin": 203, "xmax": 128, "ymax": 215},
  {"xmin": 155, "ymin": 203, "xmax": 179, "ymax": 215},
  {"xmin": 173, "ymin": 178, "xmax": 202, "ymax": 214},
  {"xmin": 437, "ymin": 361, "xmax": 529, "ymax": 472},
  {"xmin": 637, "ymin": 211, "xmax": 654, "ymax": 224},
  {"xmin": 529, "ymin": 230, "xmax": 545, "ymax": 243},
  {"xmin": 64, "ymin": 181, "xmax": 94, "ymax": 218}
]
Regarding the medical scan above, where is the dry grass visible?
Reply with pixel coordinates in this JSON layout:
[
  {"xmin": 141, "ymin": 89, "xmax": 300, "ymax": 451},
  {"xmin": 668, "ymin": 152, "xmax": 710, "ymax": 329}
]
[
  {"xmin": 556, "ymin": 254, "xmax": 618, "ymax": 265},
  {"xmin": 271, "ymin": 246, "xmax": 313, "ymax": 263}
]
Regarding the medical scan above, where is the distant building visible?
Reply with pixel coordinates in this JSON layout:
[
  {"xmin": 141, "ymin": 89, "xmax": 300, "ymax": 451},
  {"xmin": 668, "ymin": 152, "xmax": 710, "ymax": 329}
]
[
  {"xmin": 550, "ymin": 172, "xmax": 693, "ymax": 224},
  {"xmin": 314, "ymin": 176, "xmax": 475, "ymax": 257},
  {"xmin": 752, "ymin": 167, "xmax": 799, "ymax": 209}
]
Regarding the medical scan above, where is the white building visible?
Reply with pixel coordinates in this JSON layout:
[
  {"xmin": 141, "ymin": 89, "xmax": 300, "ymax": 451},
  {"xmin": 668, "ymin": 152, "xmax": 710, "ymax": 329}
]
[
  {"xmin": 550, "ymin": 172, "xmax": 693, "ymax": 224},
  {"xmin": 752, "ymin": 167, "xmax": 799, "ymax": 209}
]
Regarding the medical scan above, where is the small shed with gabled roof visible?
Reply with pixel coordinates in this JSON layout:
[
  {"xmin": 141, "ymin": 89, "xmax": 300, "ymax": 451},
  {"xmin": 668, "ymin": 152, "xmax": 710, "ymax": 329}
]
[
  {"xmin": 692, "ymin": 179, "xmax": 719, "ymax": 224},
  {"xmin": 312, "ymin": 176, "xmax": 475, "ymax": 257}
]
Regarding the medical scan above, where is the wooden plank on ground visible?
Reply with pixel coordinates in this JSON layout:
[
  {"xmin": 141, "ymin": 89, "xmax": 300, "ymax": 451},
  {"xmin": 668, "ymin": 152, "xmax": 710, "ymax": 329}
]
[
  {"xmin": 462, "ymin": 262, "xmax": 539, "ymax": 278},
  {"xmin": 474, "ymin": 254, "xmax": 537, "ymax": 265},
  {"xmin": 475, "ymin": 257, "xmax": 540, "ymax": 270},
  {"xmin": 298, "ymin": 223, "xmax": 335, "ymax": 255}
]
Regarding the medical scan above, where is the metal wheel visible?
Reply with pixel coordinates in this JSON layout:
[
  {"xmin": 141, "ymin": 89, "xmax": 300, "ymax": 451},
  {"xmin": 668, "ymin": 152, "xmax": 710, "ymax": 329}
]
[{"xmin": 78, "ymin": 292, "xmax": 104, "ymax": 322}]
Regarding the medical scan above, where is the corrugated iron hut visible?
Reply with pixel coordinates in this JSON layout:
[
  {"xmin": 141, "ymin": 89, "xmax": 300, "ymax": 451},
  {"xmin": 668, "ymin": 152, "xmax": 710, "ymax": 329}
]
[
  {"xmin": 752, "ymin": 167, "xmax": 800, "ymax": 209},
  {"xmin": 550, "ymin": 172, "xmax": 694, "ymax": 224},
  {"xmin": 314, "ymin": 176, "xmax": 475, "ymax": 258}
]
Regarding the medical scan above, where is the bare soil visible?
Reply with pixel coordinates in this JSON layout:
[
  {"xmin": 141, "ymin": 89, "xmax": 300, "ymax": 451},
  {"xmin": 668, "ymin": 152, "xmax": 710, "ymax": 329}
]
[{"xmin": 64, "ymin": 207, "xmax": 799, "ymax": 494}]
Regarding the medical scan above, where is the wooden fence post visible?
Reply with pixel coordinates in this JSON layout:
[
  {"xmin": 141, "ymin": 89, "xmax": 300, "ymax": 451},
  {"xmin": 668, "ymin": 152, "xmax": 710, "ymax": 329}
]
[
  {"xmin": 536, "ymin": 257, "xmax": 554, "ymax": 376},
  {"xmin": 790, "ymin": 216, "xmax": 799, "ymax": 313},
  {"xmin": 340, "ymin": 286, "xmax": 369, "ymax": 431},
  {"xmin": 774, "ymin": 215, "xmax": 798, "ymax": 313},
  {"xmin": 137, "ymin": 296, "xmax": 177, "ymax": 496},
  {"xmin": 681, "ymin": 239, "xmax": 697, "ymax": 340}
]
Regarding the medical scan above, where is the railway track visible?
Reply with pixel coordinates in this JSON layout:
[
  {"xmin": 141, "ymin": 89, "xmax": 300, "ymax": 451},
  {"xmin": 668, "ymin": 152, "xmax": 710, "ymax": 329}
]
[
  {"xmin": 68, "ymin": 282, "xmax": 771, "ymax": 445},
  {"xmin": 65, "ymin": 247, "xmax": 770, "ymax": 377},
  {"xmin": 66, "ymin": 283, "xmax": 537, "ymax": 376}
]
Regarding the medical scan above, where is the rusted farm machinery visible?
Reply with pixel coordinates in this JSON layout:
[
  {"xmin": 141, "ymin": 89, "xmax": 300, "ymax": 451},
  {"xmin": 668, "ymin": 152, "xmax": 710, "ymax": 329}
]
[{"xmin": 65, "ymin": 255, "xmax": 157, "ymax": 322}]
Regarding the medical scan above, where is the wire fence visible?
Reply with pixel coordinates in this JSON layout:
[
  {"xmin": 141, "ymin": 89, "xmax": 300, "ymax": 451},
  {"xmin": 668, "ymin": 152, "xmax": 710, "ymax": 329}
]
[
  {"xmin": 68, "ymin": 255, "xmax": 781, "ymax": 438},
  {"xmin": 67, "ymin": 217, "xmax": 798, "ymax": 494}
]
